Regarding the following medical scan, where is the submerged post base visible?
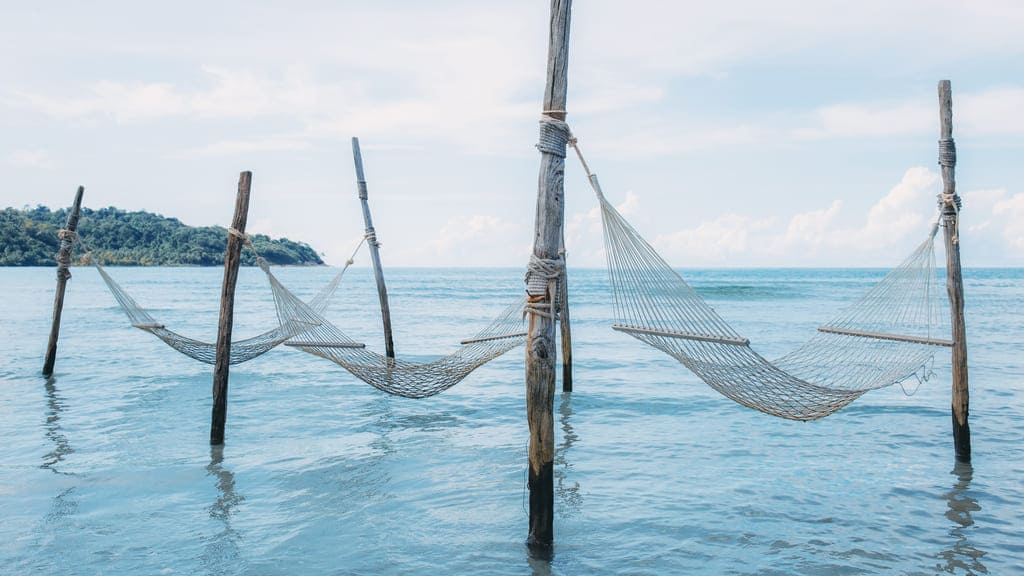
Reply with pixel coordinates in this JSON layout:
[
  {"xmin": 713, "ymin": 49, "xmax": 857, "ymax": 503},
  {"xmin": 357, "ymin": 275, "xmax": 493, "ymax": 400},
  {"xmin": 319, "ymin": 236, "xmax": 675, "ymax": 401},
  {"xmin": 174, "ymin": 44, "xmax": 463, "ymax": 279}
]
[
  {"xmin": 953, "ymin": 412, "xmax": 971, "ymax": 463},
  {"xmin": 527, "ymin": 460, "xmax": 554, "ymax": 551}
]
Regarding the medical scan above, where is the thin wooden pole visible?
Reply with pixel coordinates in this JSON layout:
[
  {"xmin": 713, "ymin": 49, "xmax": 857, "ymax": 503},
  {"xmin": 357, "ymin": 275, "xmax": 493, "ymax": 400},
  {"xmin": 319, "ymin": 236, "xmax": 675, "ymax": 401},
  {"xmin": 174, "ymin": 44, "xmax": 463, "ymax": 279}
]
[
  {"xmin": 43, "ymin": 186, "xmax": 85, "ymax": 377},
  {"xmin": 559, "ymin": 233, "xmax": 573, "ymax": 392},
  {"xmin": 525, "ymin": 0, "xmax": 572, "ymax": 552},
  {"xmin": 937, "ymin": 80, "xmax": 970, "ymax": 462},
  {"xmin": 210, "ymin": 171, "xmax": 252, "ymax": 446},
  {"xmin": 352, "ymin": 137, "xmax": 395, "ymax": 360}
]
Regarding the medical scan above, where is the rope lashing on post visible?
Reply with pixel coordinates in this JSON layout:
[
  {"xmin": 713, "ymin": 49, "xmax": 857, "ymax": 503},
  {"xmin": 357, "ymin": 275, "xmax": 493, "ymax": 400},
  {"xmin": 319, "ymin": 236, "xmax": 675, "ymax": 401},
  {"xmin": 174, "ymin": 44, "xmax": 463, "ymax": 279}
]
[
  {"xmin": 227, "ymin": 227, "xmax": 254, "ymax": 249},
  {"xmin": 364, "ymin": 229, "xmax": 380, "ymax": 248},
  {"xmin": 939, "ymin": 192, "xmax": 962, "ymax": 244},
  {"xmin": 937, "ymin": 137, "xmax": 963, "ymax": 244},
  {"xmin": 524, "ymin": 254, "xmax": 564, "ymax": 320},
  {"xmin": 55, "ymin": 229, "xmax": 77, "ymax": 279},
  {"xmin": 537, "ymin": 116, "xmax": 571, "ymax": 158},
  {"xmin": 938, "ymin": 138, "xmax": 957, "ymax": 168},
  {"xmin": 526, "ymin": 110, "xmax": 571, "ymax": 321}
]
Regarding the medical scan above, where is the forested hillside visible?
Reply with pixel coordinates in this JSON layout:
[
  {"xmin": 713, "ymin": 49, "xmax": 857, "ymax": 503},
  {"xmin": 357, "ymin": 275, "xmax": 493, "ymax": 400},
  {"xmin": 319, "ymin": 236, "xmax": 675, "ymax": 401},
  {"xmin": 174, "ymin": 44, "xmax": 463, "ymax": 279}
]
[{"xmin": 0, "ymin": 205, "xmax": 323, "ymax": 266}]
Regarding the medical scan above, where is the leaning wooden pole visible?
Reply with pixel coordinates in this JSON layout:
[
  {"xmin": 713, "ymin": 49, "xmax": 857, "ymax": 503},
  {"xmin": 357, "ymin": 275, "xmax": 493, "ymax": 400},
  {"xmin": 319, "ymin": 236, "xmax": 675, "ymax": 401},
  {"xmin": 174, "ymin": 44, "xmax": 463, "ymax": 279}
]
[
  {"xmin": 210, "ymin": 171, "xmax": 252, "ymax": 446},
  {"xmin": 352, "ymin": 137, "xmax": 395, "ymax": 359},
  {"xmin": 937, "ymin": 80, "xmax": 970, "ymax": 462},
  {"xmin": 524, "ymin": 0, "xmax": 572, "ymax": 551},
  {"xmin": 42, "ymin": 186, "xmax": 85, "ymax": 377}
]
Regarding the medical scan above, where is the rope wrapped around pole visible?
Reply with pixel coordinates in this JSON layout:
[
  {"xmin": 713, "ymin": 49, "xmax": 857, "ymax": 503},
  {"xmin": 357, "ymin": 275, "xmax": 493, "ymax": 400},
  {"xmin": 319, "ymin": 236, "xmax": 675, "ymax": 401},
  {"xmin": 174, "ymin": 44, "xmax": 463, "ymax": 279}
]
[
  {"xmin": 524, "ymin": 254, "xmax": 563, "ymax": 320},
  {"xmin": 536, "ymin": 116, "xmax": 570, "ymax": 158}
]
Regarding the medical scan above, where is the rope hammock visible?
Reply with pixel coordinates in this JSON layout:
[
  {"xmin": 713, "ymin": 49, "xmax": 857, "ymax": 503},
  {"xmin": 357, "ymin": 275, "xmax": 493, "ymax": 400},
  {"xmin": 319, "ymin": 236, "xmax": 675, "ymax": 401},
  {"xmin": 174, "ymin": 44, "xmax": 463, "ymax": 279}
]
[
  {"xmin": 77, "ymin": 235, "xmax": 364, "ymax": 365},
  {"xmin": 567, "ymin": 133, "xmax": 952, "ymax": 421},
  {"xmin": 254, "ymin": 255, "xmax": 528, "ymax": 398}
]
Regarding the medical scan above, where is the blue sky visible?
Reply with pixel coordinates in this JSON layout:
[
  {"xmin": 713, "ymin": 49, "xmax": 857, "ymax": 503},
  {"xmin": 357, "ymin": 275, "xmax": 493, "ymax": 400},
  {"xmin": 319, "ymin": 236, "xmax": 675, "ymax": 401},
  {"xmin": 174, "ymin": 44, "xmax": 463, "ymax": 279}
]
[{"xmin": 2, "ymin": 1, "xmax": 1022, "ymax": 267}]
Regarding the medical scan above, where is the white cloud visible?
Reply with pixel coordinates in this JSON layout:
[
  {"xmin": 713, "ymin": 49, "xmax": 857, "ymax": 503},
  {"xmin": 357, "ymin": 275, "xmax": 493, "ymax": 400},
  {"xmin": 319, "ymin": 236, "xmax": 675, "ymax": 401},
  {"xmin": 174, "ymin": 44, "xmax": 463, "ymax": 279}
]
[
  {"xmin": 959, "ymin": 88, "xmax": 1024, "ymax": 136},
  {"xmin": 792, "ymin": 87, "xmax": 1024, "ymax": 141},
  {"xmin": 991, "ymin": 192, "xmax": 1024, "ymax": 254},
  {"xmin": 171, "ymin": 135, "xmax": 313, "ymax": 158},
  {"xmin": 622, "ymin": 168, "xmax": 942, "ymax": 266},
  {"xmin": 6, "ymin": 149, "xmax": 54, "ymax": 169},
  {"xmin": 792, "ymin": 102, "xmax": 932, "ymax": 140}
]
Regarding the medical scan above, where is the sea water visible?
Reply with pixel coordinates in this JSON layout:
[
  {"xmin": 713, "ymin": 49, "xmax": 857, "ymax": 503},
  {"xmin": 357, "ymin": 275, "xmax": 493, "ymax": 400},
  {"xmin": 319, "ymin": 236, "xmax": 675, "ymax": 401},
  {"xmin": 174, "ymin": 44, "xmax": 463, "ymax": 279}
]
[{"xmin": 0, "ymin": 266, "xmax": 1021, "ymax": 575}]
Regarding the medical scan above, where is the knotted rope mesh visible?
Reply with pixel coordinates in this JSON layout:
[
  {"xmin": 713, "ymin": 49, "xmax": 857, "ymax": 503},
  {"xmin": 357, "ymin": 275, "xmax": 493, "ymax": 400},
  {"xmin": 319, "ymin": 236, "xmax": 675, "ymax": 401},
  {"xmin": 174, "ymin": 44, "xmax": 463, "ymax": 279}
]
[
  {"xmin": 257, "ymin": 258, "xmax": 527, "ymax": 398},
  {"xmin": 79, "ymin": 235, "xmax": 362, "ymax": 365},
  {"xmin": 571, "ymin": 137, "xmax": 951, "ymax": 421}
]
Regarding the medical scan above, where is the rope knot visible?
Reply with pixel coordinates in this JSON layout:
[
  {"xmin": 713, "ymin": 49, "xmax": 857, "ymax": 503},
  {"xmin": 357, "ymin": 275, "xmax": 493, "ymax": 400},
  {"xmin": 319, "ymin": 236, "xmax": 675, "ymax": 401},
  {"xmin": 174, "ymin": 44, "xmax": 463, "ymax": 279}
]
[
  {"xmin": 227, "ymin": 227, "xmax": 254, "ymax": 249},
  {"xmin": 523, "ymin": 254, "xmax": 564, "ymax": 320},
  {"xmin": 938, "ymin": 192, "xmax": 962, "ymax": 245}
]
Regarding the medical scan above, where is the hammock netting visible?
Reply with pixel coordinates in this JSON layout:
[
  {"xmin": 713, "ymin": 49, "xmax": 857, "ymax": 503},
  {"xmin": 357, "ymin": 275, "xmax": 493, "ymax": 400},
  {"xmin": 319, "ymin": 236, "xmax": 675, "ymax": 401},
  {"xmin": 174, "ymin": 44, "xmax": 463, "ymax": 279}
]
[
  {"xmin": 582, "ymin": 155, "xmax": 951, "ymax": 421},
  {"xmin": 82, "ymin": 239, "xmax": 348, "ymax": 365},
  {"xmin": 256, "ymin": 258, "xmax": 528, "ymax": 398}
]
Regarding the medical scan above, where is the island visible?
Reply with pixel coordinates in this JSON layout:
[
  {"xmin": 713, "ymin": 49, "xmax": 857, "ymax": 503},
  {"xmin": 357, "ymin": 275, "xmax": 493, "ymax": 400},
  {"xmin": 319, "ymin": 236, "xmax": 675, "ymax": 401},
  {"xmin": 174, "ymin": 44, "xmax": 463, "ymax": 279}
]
[{"xmin": 1, "ymin": 205, "xmax": 323, "ymax": 266}]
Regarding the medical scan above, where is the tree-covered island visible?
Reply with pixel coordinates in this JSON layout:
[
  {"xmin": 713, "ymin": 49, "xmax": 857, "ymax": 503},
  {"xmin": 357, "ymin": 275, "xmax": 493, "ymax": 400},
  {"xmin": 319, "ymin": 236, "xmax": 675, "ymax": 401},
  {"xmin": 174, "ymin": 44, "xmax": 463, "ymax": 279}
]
[{"xmin": 1, "ymin": 205, "xmax": 324, "ymax": 266}]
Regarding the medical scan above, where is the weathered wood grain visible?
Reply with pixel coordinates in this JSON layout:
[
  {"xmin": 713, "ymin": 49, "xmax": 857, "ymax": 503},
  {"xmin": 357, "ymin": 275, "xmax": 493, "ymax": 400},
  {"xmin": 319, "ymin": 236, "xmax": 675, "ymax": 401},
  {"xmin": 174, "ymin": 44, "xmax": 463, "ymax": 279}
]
[{"xmin": 526, "ymin": 0, "xmax": 572, "ymax": 552}]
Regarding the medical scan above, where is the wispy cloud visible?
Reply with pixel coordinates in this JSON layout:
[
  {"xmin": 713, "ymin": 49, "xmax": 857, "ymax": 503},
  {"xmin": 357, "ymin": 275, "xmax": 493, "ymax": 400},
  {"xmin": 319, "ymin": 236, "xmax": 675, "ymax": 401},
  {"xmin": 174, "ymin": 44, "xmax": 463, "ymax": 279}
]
[{"xmin": 5, "ymin": 149, "xmax": 55, "ymax": 169}]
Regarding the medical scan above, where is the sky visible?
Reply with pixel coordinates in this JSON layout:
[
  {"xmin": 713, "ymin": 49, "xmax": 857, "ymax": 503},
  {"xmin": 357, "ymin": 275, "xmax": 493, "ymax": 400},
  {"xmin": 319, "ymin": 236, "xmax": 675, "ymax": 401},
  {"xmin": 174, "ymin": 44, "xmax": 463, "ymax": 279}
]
[{"xmin": 2, "ymin": 0, "xmax": 1022, "ymax": 268}]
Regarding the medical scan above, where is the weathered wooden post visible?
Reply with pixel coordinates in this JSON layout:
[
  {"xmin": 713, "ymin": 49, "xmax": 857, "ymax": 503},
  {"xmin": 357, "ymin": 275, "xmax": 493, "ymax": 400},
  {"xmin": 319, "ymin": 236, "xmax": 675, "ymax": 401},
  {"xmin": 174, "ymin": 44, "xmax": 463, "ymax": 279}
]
[
  {"xmin": 937, "ymin": 80, "xmax": 970, "ymax": 462},
  {"xmin": 210, "ymin": 171, "xmax": 252, "ymax": 446},
  {"xmin": 559, "ymin": 234, "xmax": 573, "ymax": 392},
  {"xmin": 524, "ymin": 0, "xmax": 572, "ymax": 551},
  {"xmin": 42, "ymin": 186, "xmax": 85, "ymax": 377},
  {"xmin": 352, "ymin": 137, "xmax": 396, "ymax": 359}
]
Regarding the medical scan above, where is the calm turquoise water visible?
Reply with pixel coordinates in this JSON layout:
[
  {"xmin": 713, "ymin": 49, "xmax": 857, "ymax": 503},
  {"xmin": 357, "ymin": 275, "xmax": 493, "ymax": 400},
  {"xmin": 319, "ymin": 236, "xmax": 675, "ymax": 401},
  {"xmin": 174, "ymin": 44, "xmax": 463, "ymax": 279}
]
[{"xmin": 1, "ymin": 266, "xmax": 1022, "ymax": 575}]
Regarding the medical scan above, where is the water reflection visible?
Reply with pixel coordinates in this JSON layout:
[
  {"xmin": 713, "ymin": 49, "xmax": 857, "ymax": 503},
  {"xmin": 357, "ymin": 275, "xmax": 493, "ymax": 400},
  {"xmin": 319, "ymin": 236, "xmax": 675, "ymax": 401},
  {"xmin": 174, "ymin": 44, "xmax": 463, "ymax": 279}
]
[
  {"xmin": 936, "ymin": 461, "xmax": 986, "ymax": 575},
  {"xmin": 42, "ymin": 376, "xmax": 74, "ymax": 475},
  {"xmin": 556, "ymin": 392, "xmax": 581, "ymax": 517},
  {"xmin": 41, "ymin": 377, "xmax": 79, "ymax": 524},
  {"xmin": 202, "ymin": 446, "xmax": 245, "ymax": 575}
]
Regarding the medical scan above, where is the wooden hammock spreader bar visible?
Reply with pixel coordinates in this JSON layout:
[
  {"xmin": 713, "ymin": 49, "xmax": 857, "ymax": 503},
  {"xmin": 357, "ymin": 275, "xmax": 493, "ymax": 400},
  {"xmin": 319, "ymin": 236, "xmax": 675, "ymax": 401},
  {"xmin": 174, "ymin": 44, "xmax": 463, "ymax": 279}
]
[
  {"xmin": 460, "ymin": 331, "xmax": 529, "ymax": 345},
  {"xmin": 284, "ymin": 341, "xmax": 366, "ymax": 349},
  {"xmin": 132, "ymin": 322, "xmax": 166, "ymax": 330},
  {"xmin": 817, "ymin": 326, "xmax": 953, "ymax": 347},
  {"xmin": 612, "ymin": 324, "xmax": 751, "ymax": 346}
]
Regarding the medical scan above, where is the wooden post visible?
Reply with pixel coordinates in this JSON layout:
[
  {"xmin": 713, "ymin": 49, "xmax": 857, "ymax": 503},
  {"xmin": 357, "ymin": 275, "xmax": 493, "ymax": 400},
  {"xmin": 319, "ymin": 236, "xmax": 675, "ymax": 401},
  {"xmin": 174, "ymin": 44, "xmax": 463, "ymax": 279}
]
[
  {"xmin": 352, "ymin": 137, "xmax": 395, "ymax": 359},
  {"xmin": 937, "ymin": 80, "xmax": 970, "ymax": 462},
  {"xmin": 559, "ymin": 234, "xmax": 573, "ymax": 392},
  {"xmin": 43, "ymin": 186, "xmax": 85, "ymax": 377},
  {"xmin": 210, "ymin": 171, "xmax": 252, "ymax": 446},
  {"xmin": 525, "ymin": 0, "xmax": 572, "ymax": 552}
]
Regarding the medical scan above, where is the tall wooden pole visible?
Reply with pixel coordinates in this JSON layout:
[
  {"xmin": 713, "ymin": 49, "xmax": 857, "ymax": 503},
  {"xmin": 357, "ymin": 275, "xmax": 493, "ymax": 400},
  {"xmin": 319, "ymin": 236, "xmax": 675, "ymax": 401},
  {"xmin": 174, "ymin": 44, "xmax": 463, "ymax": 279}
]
[
  {"xmin": 210, "ymin": 171, "xmax": 252, "ymax": 446},
  {"xmin": 352, "ymin": 137, "xmax": 395, "ymax": 360},
  {"xmin": 937, "ymin": 80, "xmax": 970, "ymax": 462},
  {"xmin": 43, "ymin": 186, "xmax": 85, "ymax": 377},
  {"xmin": 525, "ymin": 0, "xmax": 572, "ymax": 552}
]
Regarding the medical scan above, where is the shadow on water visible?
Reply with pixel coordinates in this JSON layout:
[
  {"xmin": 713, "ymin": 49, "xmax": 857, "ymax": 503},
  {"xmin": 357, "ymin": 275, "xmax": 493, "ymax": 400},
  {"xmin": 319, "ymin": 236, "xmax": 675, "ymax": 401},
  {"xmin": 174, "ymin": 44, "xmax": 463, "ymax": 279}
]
[
  {"xmin": 935, "ymin": 461, "xmax": 987, "ymax": 575},
  {"xmin": 202, "ymin": 446, "xmax": 245, "ymax": 575}
]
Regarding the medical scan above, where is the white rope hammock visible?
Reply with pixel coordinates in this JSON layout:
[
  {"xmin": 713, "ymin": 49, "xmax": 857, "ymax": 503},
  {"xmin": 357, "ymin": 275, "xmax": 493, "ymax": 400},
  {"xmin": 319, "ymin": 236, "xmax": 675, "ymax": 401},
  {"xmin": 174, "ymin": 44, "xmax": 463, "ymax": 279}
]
[
  {"xmin": 567, "ymin": 133, "xmax": 952, "ymax": 421},
  {"xmin": 257, "ymin": 256, "xmax": 528, "ymax": 398},
  {"xmin": 79, "ymin": 236, "xmax": 363, "ymax": 365}
]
